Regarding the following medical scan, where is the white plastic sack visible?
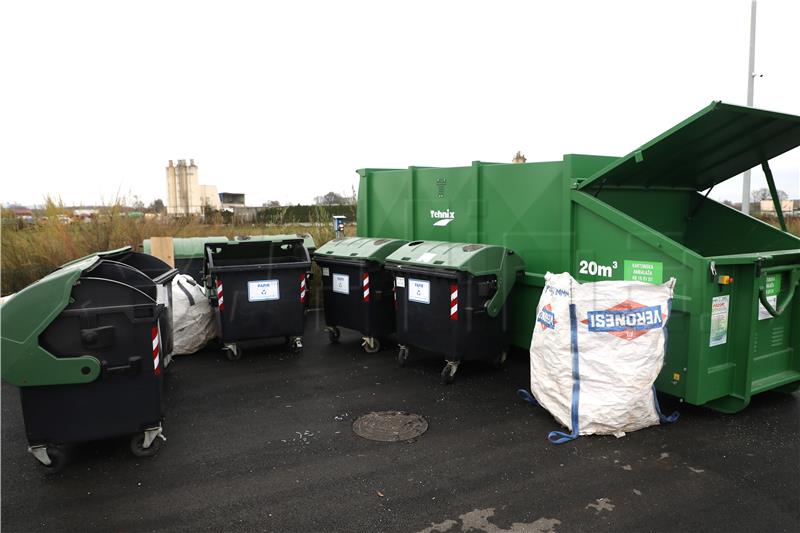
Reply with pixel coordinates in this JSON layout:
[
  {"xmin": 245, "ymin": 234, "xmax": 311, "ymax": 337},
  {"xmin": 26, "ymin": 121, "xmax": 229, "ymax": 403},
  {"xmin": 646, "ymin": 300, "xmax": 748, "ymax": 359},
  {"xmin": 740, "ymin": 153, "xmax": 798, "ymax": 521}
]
[
  {"xmin": 171, "ymin": 274, "xmax": 217, "ymax": 355},
  {"xmin": 527, "ymin": 272, "xmax": 677, "ymax": 442}
]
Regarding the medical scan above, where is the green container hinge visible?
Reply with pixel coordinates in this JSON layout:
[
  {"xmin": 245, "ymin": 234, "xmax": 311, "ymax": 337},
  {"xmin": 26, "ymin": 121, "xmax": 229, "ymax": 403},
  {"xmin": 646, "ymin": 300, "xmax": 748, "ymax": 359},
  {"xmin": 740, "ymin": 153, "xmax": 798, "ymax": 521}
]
[
  {"xmin": 1, "ymin": 257, "xmax": 103, "ymax": 387},
  {"xmin": 385, "ymin": 240, "xmax": 524, "ymax": 317}
]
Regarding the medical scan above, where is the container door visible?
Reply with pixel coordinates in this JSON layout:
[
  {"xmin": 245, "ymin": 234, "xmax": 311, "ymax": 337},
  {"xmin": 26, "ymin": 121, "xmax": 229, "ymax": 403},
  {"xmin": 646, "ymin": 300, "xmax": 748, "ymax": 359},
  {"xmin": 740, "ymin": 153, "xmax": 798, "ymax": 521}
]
[{"xmin": 703, "ymin": 255, "xmax": 800, "ymax": 411}]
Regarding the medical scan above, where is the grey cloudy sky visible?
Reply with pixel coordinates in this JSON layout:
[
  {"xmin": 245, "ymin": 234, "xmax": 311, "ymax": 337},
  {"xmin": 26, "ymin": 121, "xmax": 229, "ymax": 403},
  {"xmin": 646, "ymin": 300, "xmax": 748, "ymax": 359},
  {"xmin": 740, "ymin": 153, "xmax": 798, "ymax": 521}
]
[{"xmin": 1, "ymin": 0, "xmax": 798, "ymax": 207}]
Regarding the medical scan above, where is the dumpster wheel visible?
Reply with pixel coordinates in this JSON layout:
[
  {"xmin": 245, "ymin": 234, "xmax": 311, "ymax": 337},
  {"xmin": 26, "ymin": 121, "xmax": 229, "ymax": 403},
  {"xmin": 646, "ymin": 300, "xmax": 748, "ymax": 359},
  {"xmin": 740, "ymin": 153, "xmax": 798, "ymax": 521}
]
[
  {"xmin": 491, "ymin": 350, "xmax": 508, "ymax": 369},
  {"xmin": 397, "ymin": 345, "xmax": 410, "ymax": 367},
  {"xmin": 441, "ymin": 361, "xmax": 459, "ymax": 385},
  {"xmin": 29, "ymin": 445, "xmax": 66, "ymax": 474},
  {"xmin": 326, "ymin": 326, "xmax": 341, "ymax": 343},
  {"xmin": 362, "ymin": 336, "xmax": 381, "ymax": 354},
  {"xmin": 289, "ymin": 336, "xmax": 303, "ymax": 353},
  {"xmin": 223, "ymin": 343, "xmax": 241, "ymax": 361},
  {"xmin": 130, "ymin": 426, "xmax": 165, "ymax": 458}
]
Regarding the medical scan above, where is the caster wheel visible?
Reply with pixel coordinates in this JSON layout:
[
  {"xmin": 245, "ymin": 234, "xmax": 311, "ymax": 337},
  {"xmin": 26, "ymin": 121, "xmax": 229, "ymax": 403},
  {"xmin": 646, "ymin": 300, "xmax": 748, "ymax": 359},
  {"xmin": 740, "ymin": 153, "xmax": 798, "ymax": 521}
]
[
  {"xmin": 491, "ymin": 350, "xmax": 508, "ymax": 369},
  {"xmin": 441, "ymin": 363, "xmax": 458, "ymax": 385},
  {"xmin": 290, "ymin": 337, "xmax": 303, "ymax": 353},
  {"xmin": 130, "ymin": 433, "xmax": 163, "ymax": 458},
  {"xmin": 397, "ymin": 346, "xmax": 410, "ymax": 367},
  {"xmin": 223, "ymin": 345, "xmax": 241, "ymax": 361},
  {"xmin": 327, "ymin": 327, "xmax": 341, "ymax": 343},
  {"xmin": 35, "ymin": 446, "xmax": 66, "ymax": 475},
  {"xmin": 362, "ymin": 337, "xmax": 381, "ymax": 354}
]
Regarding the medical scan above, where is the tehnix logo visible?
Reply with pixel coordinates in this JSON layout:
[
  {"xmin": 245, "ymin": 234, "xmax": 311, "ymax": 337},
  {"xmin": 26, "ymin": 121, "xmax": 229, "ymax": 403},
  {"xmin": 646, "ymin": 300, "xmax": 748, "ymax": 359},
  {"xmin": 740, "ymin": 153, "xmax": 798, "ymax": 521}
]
[{"xmin": 430, "ymin": 209, "xmax": 455, "ymax": 227}]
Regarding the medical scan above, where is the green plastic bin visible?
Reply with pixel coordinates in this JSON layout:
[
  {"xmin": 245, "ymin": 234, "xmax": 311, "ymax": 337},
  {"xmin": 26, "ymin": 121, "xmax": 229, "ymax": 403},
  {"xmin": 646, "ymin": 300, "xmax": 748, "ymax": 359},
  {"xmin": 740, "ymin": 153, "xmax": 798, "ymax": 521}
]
[
  {"xmin": 385, "ymin": 240, "xmax": 524, "ymax": 383},
  {"xmin": 313, "ymin": 237, "xmax": 407, "ymax": 352},
  {"xmin": 1, "ymin": 255, "xmax": 171, "ymax": 471},
  {"xmin": 357, "ymin": 101, "xmax": 800, "ymax": 411}
]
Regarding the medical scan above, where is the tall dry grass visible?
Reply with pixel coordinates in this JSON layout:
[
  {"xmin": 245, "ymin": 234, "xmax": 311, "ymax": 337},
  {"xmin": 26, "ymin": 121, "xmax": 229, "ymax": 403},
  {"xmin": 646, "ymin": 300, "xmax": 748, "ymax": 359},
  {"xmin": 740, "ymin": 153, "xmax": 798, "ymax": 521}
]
[{"xmin": 1, "ymin": 202, "xmax": 344, "ymax": 295}]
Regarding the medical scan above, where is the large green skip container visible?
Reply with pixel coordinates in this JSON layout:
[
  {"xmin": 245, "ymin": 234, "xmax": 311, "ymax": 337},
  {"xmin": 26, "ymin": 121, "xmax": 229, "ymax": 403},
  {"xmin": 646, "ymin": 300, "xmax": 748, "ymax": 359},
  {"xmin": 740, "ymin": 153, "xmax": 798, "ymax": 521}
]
[{"xmin": 356, "ymin": 101, "xmax": 800, "ymax": 413}]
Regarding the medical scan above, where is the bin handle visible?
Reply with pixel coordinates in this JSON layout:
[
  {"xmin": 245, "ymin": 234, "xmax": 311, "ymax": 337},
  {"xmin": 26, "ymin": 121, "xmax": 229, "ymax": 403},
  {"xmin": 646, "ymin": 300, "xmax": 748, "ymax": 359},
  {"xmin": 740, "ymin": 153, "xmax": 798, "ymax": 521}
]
[{"xmin": 757, "ymin": 264, "xmax": 800, "ymax": 318}]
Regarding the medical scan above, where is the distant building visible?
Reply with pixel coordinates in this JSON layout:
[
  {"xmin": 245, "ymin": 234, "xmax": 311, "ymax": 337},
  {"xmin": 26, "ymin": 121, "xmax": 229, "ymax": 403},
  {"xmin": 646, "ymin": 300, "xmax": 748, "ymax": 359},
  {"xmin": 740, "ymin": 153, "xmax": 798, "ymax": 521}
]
[
  {"xmin": 219, "ymin": 192, "xmax": 246, "ymax": 210},
  {"xmin": 760, "ymin": 199, "xmax": 800, "ymax": 215},
  {"xmin": 165, "ymin": 159, "xmax": 221, "ymax": 216}
]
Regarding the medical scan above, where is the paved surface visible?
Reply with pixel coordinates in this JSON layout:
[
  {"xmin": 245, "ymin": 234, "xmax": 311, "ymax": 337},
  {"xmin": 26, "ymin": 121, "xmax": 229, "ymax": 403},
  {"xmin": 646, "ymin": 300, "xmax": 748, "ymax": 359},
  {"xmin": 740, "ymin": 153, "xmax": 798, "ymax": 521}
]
[{"xmin": 2, "ymin": 310, "xmax": 799, "ymax": 533}]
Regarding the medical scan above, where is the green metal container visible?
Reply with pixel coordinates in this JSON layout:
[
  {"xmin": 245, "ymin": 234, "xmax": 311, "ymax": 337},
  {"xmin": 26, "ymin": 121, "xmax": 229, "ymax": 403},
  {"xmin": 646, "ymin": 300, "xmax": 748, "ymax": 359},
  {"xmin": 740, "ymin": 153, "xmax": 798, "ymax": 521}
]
[
  {"xmin": 357, "ymin": 101, "xmax": 800, "ymax": 411},
  {"xmin": 143, "ymin": 236, "xmax": 228, "ymax": 282}
]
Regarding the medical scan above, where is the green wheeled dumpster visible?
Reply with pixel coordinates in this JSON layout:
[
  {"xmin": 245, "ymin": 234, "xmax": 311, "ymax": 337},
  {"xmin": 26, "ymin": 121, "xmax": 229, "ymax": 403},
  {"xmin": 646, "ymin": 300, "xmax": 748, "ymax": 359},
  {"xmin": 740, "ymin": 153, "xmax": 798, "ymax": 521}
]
[
  {"xmin": 1, "ymin": 256, "xmax": 172, "ymax": 473},
  {"xmin": 143, "ymin": 236, "xmax": 228, "ymax": 283},
  {"xmin": 357, "ymin": 101, "xmax": 800, "ymax": 410},
  {"xmin": 204, "ymin": 237, "xmax": 311, "ymax": 360},
  {"xmin": 384, "ymin": 240, "xmax": 524, "ymax": 383},
  {"xmin": 313, "ymin": 237, "xmax": 408, "ymax": 352}
]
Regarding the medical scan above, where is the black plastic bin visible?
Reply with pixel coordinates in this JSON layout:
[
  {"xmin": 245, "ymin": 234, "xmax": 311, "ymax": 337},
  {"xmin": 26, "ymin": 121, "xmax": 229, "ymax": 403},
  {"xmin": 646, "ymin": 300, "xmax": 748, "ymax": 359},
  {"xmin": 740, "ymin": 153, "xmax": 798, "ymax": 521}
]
[
  {"xmin": 1, "ymin": 255, "xmax": 171, "ymax": 472},
  {"xmin": 385, "ymin": 241, "xmax": 524, "ymax": 383},
  {"xmin": 314, "ymin": 237, "xmax": 408, "ymax": 352},
  {"xmin": 204, "ymin": 238, "xmax": 311, "ymax": 360}
]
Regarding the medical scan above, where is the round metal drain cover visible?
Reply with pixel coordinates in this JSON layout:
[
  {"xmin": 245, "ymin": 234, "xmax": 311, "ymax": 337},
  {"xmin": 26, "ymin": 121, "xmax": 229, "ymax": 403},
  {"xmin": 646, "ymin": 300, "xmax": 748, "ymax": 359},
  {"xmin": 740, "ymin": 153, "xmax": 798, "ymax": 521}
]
[{"xmin": 352, "ymin": 411, "xmax": 428, "ymax": 442}]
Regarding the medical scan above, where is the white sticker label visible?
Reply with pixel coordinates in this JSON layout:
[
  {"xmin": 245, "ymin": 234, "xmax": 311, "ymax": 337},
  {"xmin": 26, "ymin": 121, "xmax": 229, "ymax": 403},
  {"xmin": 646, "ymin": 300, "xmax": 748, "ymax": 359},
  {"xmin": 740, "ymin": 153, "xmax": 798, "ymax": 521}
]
[
  {"xmin": 248, "ymin": 280, "xmax": 280, "ymax": 302},
  {"xmin": 395, "ymin": 276, "xmax": 405, "ymax": 288},
  {"xmin": 322, "ymin": 267, "xmax": 330, "ymax": 276},
  {"xmin": 758, "ymin": 295, "xmax": 778, "ymax": 320},
  {"xmin": 332, "ymin": 273, "xmax": 350, "ymax": 294},
  {"xmin": 709, "ymin": 295, "xmax": 730, "ymax": 347},
  {"xmin": 408, "ymin": 278, "xmax": 430, "ymax": 304},
  {"xmin": 418, "ymin": 252, "xmax": 437, "ymax": 263}
]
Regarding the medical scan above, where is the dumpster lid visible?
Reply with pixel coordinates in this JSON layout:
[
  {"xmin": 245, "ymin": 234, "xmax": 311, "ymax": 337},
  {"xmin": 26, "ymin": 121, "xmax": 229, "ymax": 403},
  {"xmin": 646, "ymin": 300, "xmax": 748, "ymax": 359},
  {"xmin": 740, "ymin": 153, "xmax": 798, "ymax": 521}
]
[
  {"xmin": 315, "ymin": 237, "xmax": 408, "ymax": 264},
  {"xmin": 60, "ymin": 246, "xmax": 132, "ymax": 268},
  {"xmin": 578, "ymin": 101, "xmax": 800, "ymax": 192},
  {"xmin": 385, "ymin": 241, "xmax": 522, "ymax": 276}
]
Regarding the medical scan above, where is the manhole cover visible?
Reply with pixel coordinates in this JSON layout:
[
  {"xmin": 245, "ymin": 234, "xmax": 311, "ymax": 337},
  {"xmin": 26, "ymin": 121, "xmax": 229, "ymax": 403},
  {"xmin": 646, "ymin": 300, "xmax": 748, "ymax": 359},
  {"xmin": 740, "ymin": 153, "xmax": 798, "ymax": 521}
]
[{"xmin": 352, "ymin": 411, "xmax": 428, "ymax": 442}]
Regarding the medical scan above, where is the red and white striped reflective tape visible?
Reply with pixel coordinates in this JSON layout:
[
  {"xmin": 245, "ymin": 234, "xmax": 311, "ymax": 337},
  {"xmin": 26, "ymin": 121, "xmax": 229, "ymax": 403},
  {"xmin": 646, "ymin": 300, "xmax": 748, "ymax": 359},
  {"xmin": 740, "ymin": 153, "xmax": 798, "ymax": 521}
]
[
  {"xmin": 449, "ymin": 283, "xmax": 458, "ymax": 321},
  {"xmin": 362, "ymin": 273, "xmax": 370, "ymax": 302},
  {"xmin": 216, "ymin": 279, "xmax": 224, "ymax": 311},
  {"xmin": 300, "ymin": 274, "xmax": 307, "ymax": 303},
  {"xmin": 151, "ymin": 325, "xmax": 161, "ymax": 376}
]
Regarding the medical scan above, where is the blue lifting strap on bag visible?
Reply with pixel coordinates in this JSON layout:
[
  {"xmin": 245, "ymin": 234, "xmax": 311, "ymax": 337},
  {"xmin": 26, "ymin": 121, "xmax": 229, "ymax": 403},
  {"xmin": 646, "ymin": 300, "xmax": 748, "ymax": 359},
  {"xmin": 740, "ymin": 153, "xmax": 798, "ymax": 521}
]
[
  {"xmin": 654, "ymin": 298, "xmax": 679, "ymax": 424},
  {"xmin": 547, "ymin": 303, "xmax": 581, "ymax": 445},
  {"xmin": 516, "ymin": 389, "xmax": 538, "ymax": 405}
]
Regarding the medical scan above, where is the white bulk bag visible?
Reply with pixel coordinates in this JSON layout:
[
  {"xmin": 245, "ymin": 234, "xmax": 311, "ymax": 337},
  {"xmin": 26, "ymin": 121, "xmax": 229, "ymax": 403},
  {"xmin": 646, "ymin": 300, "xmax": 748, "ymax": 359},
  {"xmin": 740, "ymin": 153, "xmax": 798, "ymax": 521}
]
[
  {"xmin": 171, "ymin": 274, "xmax": 217, "ymax": 356},
  {"xmin": 523, "ymin": 272, "xmax": 677, "ymax": 442}
]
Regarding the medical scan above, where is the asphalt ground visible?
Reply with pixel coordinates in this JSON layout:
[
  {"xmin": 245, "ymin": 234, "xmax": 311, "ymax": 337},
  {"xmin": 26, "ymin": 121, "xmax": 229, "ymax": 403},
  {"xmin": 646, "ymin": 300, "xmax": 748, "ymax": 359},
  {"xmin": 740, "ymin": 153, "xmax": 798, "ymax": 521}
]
[{"xmin": 2, "ymin": 310, "xmax": 799, "ymax": 533}]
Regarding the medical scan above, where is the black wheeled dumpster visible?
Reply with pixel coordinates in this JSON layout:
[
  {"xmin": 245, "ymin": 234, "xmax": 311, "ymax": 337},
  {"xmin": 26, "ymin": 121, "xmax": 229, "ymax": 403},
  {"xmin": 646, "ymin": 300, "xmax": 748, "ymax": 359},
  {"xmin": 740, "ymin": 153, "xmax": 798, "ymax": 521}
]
[
  {"xmin": 204, "ymin": 238, "xmax": 311, "ymax": 360},
  {"xmin": 385, "ymin": 241, "xmax": 524, "ymax": 383},
  {"xmin": 314, "ymin": 237, "xmax": 408, "ymax": 352},
  {"xmin": 0, "ymin": 255, "xmax": 173, "ymax": 473}
]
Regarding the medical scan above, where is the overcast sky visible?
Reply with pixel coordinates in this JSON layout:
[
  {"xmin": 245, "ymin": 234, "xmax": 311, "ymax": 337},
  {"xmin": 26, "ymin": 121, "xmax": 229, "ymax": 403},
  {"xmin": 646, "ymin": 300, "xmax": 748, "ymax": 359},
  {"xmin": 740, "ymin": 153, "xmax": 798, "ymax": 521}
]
[{"xmin": 1, "ymin": 0, "xmax": 798, "ymax": 208}]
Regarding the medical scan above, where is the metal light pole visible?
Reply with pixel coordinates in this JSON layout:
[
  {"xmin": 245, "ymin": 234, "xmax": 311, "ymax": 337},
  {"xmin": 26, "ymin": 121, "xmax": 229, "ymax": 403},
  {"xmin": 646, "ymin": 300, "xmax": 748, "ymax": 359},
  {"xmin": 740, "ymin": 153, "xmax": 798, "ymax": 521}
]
[{"xmin": 741, "ymin": 0, "xmax": 757, "ymax": 214}]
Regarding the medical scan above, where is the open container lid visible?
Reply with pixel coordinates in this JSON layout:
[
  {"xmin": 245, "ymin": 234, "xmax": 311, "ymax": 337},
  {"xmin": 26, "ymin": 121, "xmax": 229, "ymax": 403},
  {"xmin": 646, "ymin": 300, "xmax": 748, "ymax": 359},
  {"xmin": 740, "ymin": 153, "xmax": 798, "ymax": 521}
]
[{"xmin": 578, "ymin": 101, "xmax": 800, "ymax": 191}]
